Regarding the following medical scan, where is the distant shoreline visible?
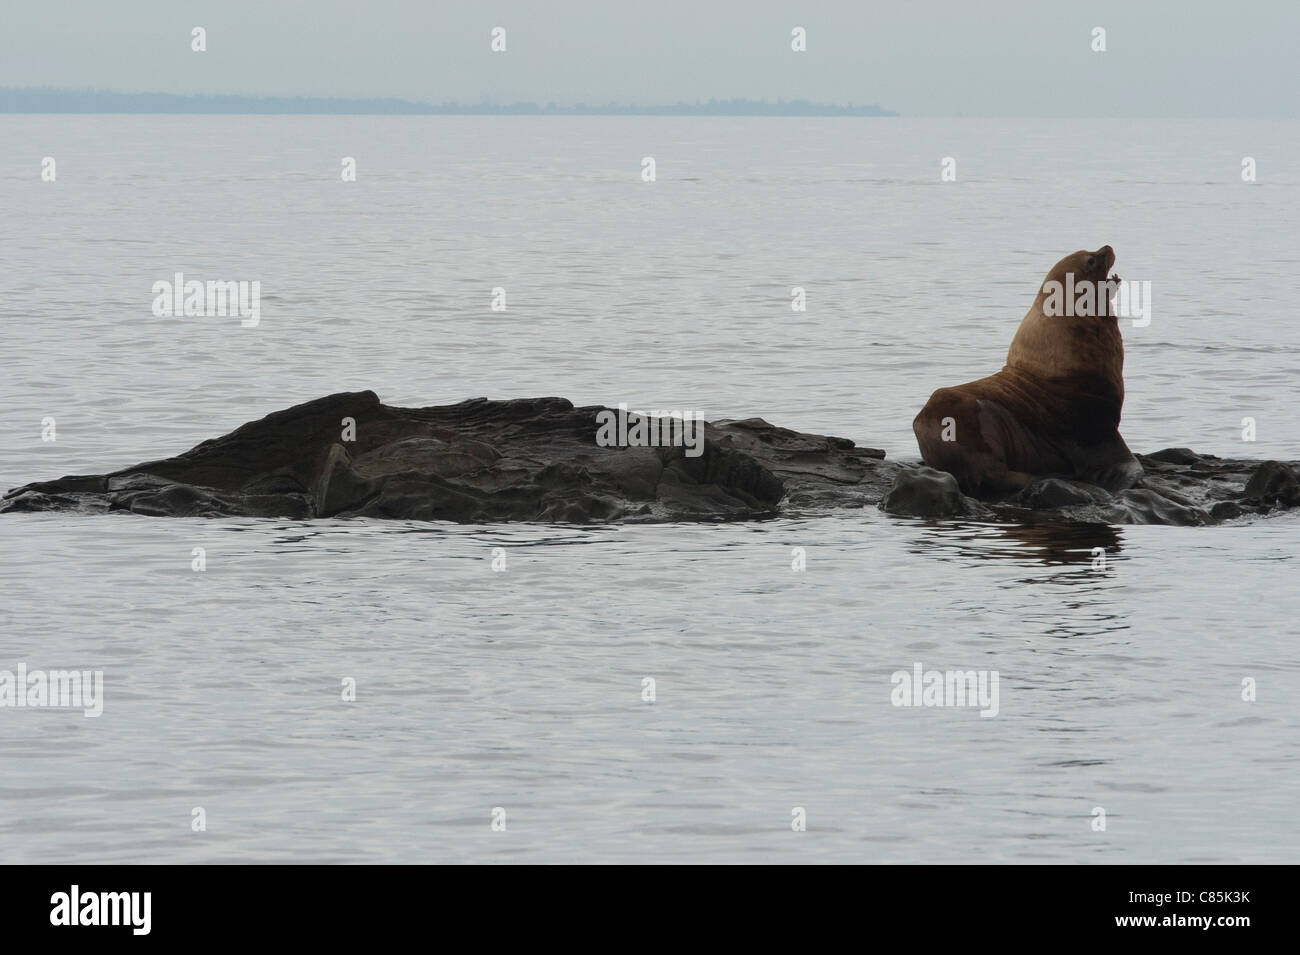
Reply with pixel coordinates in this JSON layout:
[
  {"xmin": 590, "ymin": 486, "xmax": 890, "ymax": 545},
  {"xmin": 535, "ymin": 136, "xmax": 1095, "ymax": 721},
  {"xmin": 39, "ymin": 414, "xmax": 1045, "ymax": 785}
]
[{"xmin": 0, "ymin": 87, "xmax": 897, "ymax": 117}]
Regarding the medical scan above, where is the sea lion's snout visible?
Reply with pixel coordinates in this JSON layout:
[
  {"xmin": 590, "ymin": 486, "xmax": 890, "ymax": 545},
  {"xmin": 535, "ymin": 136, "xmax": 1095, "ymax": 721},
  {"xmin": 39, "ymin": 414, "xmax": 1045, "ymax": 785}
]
[
  {"xmin": 1097, "ymin": 245, "xmax": 1115, "ymax": 273},
  {"xmin": 1100, "ymin": 246, "xmax": 1119, "ymax": 285}
]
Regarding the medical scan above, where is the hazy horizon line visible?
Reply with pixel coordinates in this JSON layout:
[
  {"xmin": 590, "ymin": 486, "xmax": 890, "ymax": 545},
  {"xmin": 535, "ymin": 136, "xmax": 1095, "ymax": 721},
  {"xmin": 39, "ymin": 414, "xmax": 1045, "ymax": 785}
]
[{"xmin": 0, "ymin": 87, "xmax": 898, "ymax": 117}]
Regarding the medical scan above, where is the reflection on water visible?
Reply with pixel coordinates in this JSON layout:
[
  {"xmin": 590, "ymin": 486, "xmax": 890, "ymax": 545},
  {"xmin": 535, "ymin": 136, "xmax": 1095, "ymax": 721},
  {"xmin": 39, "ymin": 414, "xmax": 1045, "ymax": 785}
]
[
  {"xmin": 906, "ymin": 519, "xmax": 1123, "ymax": 565},
  {"xmin": 975, "ymin": 521, "xmax": 1121, "ymax": 566}
]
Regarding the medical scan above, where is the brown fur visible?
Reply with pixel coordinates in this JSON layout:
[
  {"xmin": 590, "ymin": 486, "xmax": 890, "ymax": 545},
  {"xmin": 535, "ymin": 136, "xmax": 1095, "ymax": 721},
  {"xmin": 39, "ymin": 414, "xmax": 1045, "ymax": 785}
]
[{"xmin": 913, "ymin": 246, "xmax": 1142, "ymax": 496}]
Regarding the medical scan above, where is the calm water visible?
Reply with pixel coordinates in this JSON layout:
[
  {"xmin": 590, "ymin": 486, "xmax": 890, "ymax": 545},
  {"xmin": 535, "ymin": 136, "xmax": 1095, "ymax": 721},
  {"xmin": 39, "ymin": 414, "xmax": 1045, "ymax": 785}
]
[{"xmin": 1, "ymin": 116, "xmax": 1298, "ymax": 863}]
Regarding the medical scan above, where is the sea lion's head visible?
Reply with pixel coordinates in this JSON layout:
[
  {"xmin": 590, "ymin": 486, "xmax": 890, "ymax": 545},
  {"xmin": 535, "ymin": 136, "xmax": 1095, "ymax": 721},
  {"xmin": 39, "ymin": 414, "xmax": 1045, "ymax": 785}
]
[
  {"xmin": 1034, "ymin": 245, "xmax": 1122, "ymax": 320},
  {"xmin": 1043, "ymin": 245, "xmax": 1118, "ymax": 291},
  {"xmin": 1009, "ymin": 245, "xmax": 1127, "ymax": 391}
]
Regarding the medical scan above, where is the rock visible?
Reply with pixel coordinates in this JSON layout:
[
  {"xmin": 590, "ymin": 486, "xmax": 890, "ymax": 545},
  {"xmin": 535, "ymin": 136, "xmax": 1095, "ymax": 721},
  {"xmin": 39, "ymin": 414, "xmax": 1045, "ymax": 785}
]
[
  {"xmin": 1142, "ymin": 448, "xmax": 1202, "ymax": 465},
  {"xmin": 705, "ymin": 416, "xmax": 895, "ymax": 511},
  {"xmin": 879, "ymin": 467, "xmax": 977, "ymax": 517},
  {"xmin": 1209, "ymin": 501, "xmax": 1249, "ymax": 522},
  {"xmin": 1241, "ymin": 461, "xmax": 1300, "ymax": 508},
  {"xmin": 1104, "ymin": 489, "xmax": 1210, "ymax": 526},
  {"xmin": 1016, "ymin": 478, "xmax": 1113, "ymax": 509},
  {"xmin": 312, "ymin": 444, "xmax": 377, "ymax": 517},
  {"xmin": 0, "ymin": 392, "xmax": 826, "ymax": 524},
  {"xmin": 3, "ymin": 391, "xmax": 1298, "ymax": 527}
]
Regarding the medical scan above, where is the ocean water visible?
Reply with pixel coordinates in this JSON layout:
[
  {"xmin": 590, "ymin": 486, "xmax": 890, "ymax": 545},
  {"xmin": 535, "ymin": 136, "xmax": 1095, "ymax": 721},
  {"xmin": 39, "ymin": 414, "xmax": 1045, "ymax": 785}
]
[{"xmin": 1, "ymin": 116, "xmax": 1297, "ymax": 863}]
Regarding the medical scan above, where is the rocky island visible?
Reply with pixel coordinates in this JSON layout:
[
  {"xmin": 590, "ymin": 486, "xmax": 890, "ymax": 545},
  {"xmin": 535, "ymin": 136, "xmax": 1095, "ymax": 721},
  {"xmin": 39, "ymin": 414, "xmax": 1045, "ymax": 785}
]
[{"xmin": 3, "ymin": 391, "xmax": 1297, "ymax": 526}]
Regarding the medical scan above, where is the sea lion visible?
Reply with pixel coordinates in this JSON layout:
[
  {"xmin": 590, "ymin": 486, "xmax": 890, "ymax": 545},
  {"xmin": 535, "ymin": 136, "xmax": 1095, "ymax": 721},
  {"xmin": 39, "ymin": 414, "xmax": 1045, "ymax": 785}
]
[{"xmin": 913, "ymin": 245, "xmax": 1143, "ymax": 496}]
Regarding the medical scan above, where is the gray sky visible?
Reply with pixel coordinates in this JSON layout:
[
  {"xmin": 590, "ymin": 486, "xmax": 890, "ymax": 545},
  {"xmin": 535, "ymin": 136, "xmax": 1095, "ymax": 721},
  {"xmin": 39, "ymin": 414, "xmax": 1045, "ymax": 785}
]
[{"xmin": 1, "ymin": 0, "xmax": 1295, "ymax": 116}]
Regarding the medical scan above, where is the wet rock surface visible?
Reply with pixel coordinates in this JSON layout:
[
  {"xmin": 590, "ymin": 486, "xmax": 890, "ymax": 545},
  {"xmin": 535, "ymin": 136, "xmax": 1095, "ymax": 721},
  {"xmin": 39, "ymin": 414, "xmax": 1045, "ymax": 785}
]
[
  {"xmin": 3, "ymin": 391, "xmax": 1296, "ymax": 526},
  {"xmin": 879, "ymin": 467, "xmax": 978, "ymax": 518},
  {"xmin": 879, "ymin": 450, "xmax": 1300, "ymax": 525}
]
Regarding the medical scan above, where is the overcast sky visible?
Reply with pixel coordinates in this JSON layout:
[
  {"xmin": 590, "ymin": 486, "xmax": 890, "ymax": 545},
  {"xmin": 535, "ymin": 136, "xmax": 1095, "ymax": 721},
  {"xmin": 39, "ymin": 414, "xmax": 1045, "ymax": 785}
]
[{"xmin": 1, "ymin": 0, "xmax": 1294, "ymax": 117}]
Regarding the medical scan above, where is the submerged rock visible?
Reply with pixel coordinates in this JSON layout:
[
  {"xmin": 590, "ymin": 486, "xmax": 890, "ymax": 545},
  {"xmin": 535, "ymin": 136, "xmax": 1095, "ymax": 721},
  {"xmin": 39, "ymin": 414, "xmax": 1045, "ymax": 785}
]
[{"xmin": 3, "ymin": 391, "xmax": 1297, "ymax": 526}]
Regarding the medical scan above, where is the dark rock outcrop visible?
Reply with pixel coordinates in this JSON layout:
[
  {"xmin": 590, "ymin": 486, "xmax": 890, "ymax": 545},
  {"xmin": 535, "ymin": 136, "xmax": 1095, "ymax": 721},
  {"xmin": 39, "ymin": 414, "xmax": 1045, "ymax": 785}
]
[
  {"xmin": 1240, "ymin": 460, "xmax": 1300, "ymax": 508},
  {"xmin": 3, "ymin": 393, "xmax": 1297, "ymax": 526},
  {"xmin": 880, "ymin": 467, "xmax": 982, "ymax": 518},
  {"xmin": 873, "ymin": 448, "xmax": 1300, "ymax": 525},
  {"xmin": 1, "ymin": 392, "xmax": 890, "ymax": 524}
]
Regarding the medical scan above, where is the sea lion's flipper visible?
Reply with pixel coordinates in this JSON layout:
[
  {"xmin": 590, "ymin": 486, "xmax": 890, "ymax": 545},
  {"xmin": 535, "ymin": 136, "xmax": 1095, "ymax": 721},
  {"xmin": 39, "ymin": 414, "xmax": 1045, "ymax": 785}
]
[
  {"xmin": 976, "ymin": 399, "xmax": 1072, "ymax": 483},
  {"xmin": 914, "ymin": 388, "xmax": 1070, "ymax": 496},
  {"xmin": 1054, "ymin": 425, "xmax": 1144, "ymax": 491},
  {"xmin": 1074, "ymin": 443, "xmax": 1144, "ymax": 492}
]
